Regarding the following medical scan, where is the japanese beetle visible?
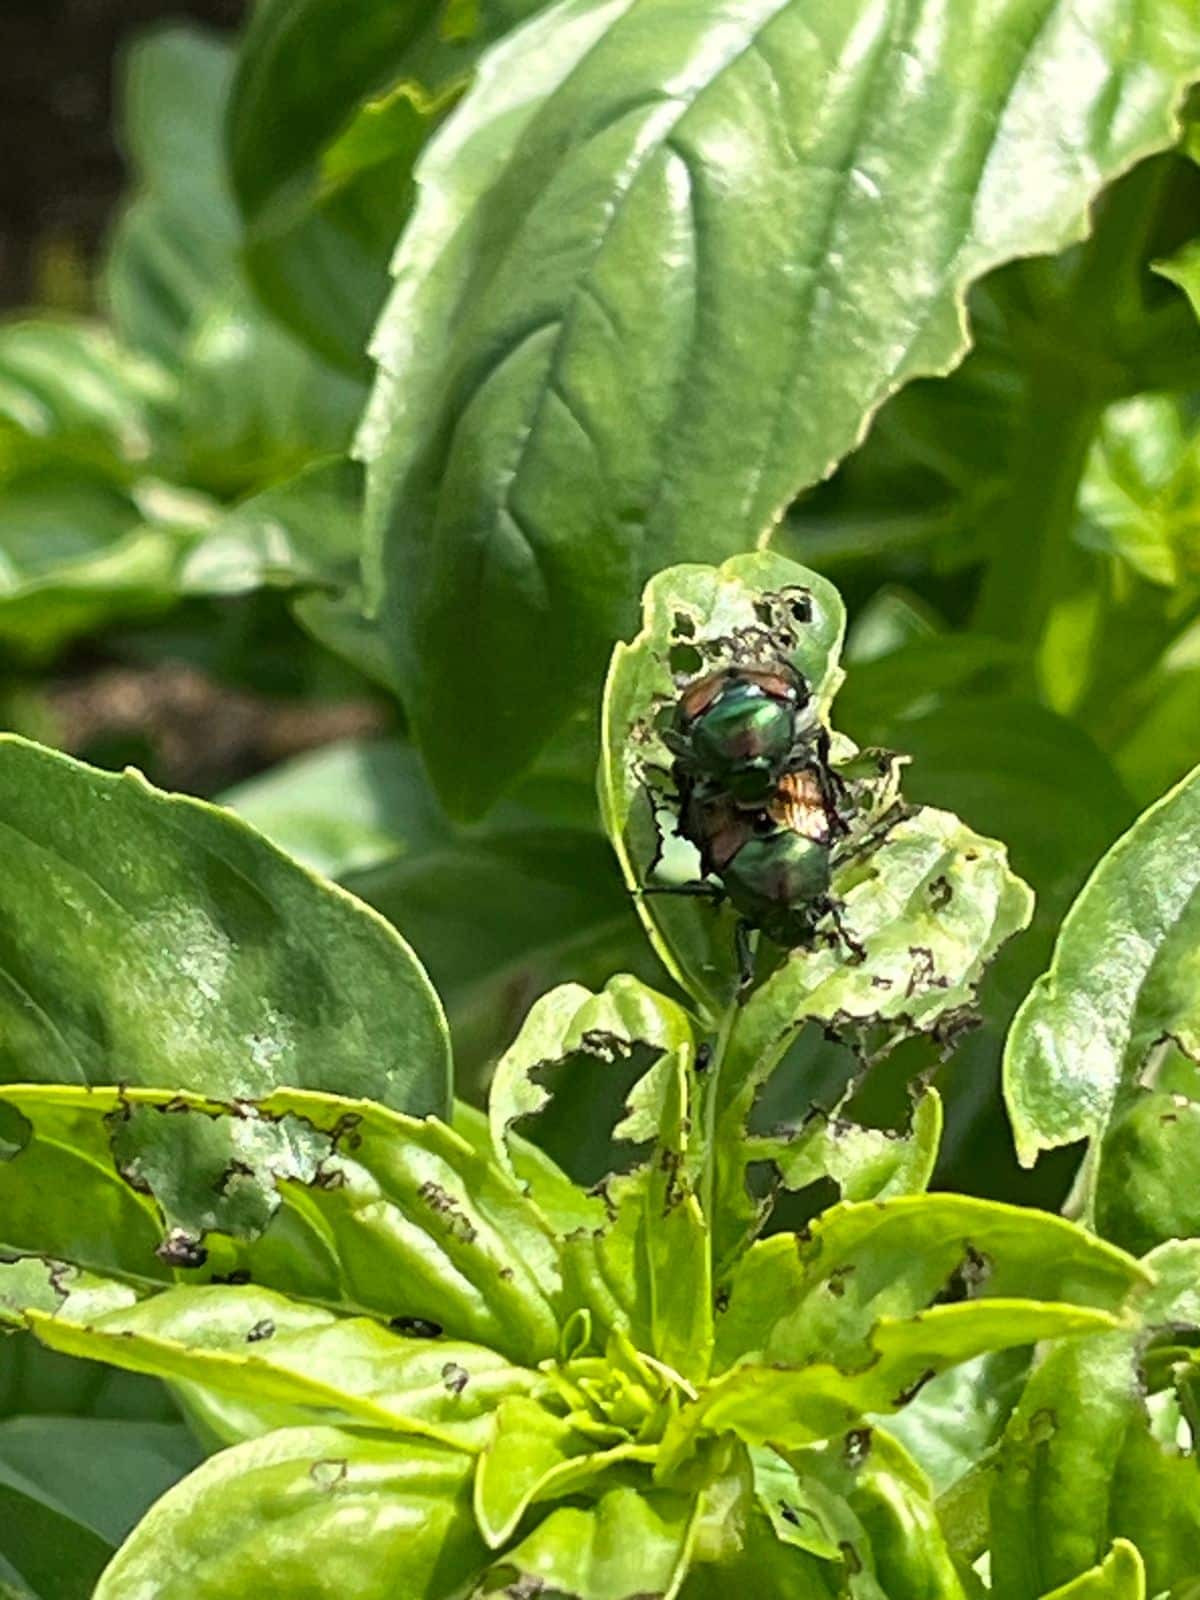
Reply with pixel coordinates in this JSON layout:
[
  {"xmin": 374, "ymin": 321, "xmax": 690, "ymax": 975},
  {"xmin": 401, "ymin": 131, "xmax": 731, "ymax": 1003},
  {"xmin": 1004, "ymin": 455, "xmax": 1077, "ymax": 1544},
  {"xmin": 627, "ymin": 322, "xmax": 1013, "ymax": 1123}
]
[
  {"xmin": 679, "ymin": 767, "xmax": 839, "ymax": 950},
  {"xmin": 665, "ymin": 665, "xmax": 812, "ymax": 806}
]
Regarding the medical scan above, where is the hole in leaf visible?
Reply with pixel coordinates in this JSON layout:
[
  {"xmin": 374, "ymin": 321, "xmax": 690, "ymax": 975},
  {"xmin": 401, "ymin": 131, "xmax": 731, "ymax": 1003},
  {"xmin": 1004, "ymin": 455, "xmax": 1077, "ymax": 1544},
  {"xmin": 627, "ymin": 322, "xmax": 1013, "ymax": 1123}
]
[
  {"xmin": 672, "ymin": 610, "xmax": 697, "ymax": 638},
  {"xmin": 668, "ymin": 642, "xmax": 703, "ymax": 677}
]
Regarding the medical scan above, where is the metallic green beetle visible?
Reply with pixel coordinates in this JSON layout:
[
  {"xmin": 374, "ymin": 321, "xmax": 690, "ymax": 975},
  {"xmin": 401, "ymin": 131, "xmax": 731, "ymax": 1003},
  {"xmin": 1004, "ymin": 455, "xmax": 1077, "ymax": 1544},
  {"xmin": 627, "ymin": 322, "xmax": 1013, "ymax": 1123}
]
[{"xmin": 663, "ymin": 665, "xmax": 812, "ymax": 806}]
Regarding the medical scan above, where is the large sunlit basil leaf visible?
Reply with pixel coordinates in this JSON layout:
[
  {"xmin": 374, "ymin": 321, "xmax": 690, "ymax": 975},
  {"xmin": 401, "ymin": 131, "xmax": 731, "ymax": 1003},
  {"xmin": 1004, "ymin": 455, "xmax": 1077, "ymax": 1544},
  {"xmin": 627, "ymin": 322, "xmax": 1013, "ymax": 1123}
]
[
  {"xmin": 0, "ymin": 736, "xmax": 450, "ymax": 1117},
  {"xmin": 0, "ymin": 1085, "xmax": 562, "ymax": 1366},
  {"xmin": 990, "ymin": 1239, "xmax": 1200, "ymax": 1600},
  {"xmin": 0, "ymin": 1274, "xmax": 537, "ymax": 1453},
  {"xmin": 227, "ymin": 0, "xmax": 549, "ymax": 373},
  {"xmin": 1004, "ymin": 761, "xmax": 1200, "ymax": 1182},
  {"xmin": 600, "ymin": 552, "xmax": 847, "ymax": 1013},
  {"xmin": 92, "ymin": 1425, "xmax": 487, "ymax": 1600},
  {"xmin": 715, "ymin": 1196, "xmax": 1145, "ymax": 1371},
  {"xmin": 360, "ymin": 0, "xmax": 1200, "ymax": 815}
]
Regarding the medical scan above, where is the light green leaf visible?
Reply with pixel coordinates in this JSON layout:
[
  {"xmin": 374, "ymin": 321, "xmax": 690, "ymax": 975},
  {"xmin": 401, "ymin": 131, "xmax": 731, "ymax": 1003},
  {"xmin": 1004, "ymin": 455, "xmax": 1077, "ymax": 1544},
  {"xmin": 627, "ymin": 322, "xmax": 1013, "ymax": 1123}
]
[
  {"xmin": 1074, "ymin": 395, "xmax": 1200, "ymax": 591},
  {"xmin": 653, "ymin": 1195, "xmax": 1142, "ymax": 1473},
  {"xmin": 600, "ymin": 552, "xmax": 847, "ymax": 1012},
  {"xmin": 0, "ymin": 1276, "xmax": 536, "ymax": 1453},
  {"xmin": 0, "ymin": 1085, "xmax": 562, "ymax": 1365},
  {"xmin": 0, "ymin": 736, "xmax": 450, "ymax": 1117},
  {"xmin": 1040, "ymin": 1542, "xmax": 1146, "ymax": 1600},
  {"xmin": 92, "ymin": 1425, "xmax": 487, "ymax": 1600},
  {"xmin": 1156, "ymin": 237, "xmax": 1200, "ymax": 324},
  {"xmin": 660, "ymin": 1300, "xmax": 1121, "ymax": 1475},
  {"xmin": 361, "ymin": 0, "xmax": 1200, "ymax": 813},
  {"xmin": 490, "ymin": 975, "xmax": 711, "ymax": 1379},
  {"xmin": 484, "ymin": 1482, "xmax": 698, "ymax": 1600},
  {"xmin": 780, "ymin": 1429, "xmax": 971, "ymax": 1600},
  {"xmin": 0, "ymin": 317, "xmax": 170, "ymax": 468},
  {"xmin": 747, "ymin": 1084, "xmax": 943, "ymax": 1206},
  {"xmin": 473, "ymin": 1394, "xmax": 648, "ymax": 1547},
  {"xmin": 714, "ymin": 1195, "xmax": 1145, "ymax": 1372},
  {"xmin": 1004, "ymin": 760, "xmax": 1200, "ymax": 1173},
  {"xmin": 882, "ymin": 1347, "xmax": 1030, "ymax": 1498}
]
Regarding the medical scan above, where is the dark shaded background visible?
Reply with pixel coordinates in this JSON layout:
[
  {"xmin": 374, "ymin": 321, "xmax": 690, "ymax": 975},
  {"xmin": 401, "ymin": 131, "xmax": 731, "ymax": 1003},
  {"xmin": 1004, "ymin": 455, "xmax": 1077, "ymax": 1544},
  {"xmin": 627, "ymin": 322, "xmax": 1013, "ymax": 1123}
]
[{"xmin": 0, "ymin": 0, "xmax": 249, "ymax": 311}]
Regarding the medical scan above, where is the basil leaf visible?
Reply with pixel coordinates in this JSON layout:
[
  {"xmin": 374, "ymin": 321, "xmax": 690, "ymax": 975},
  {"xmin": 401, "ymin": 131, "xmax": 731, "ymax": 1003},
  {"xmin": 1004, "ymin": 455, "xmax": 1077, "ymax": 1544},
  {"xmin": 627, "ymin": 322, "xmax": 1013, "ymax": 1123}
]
[
  {"xmin": 361, "ymin": 0, "xmax": 1200, "ymax": 811},
  {"xmin": 92, "ymin": 1426, "xmax": 486, "ymax": 1600},
  {"xmin": 0, "ymin": 736, "xmax": 450, "ymax": 1118},
  {"xmin": 1004, "ymin": 761, "xmax": 1200, "ymax": 1184},
  {"xmin": 0, "ymin": 1086, "xmax": 562, "ymax": 1364},
  {"xmin": 0, "ymin": 1274, "xmax": 536, "ymax": 1453},
  {"xmin": 483, "ymin": 1482, "xmax": 697, "ymax": 1599},
  {"xmin": 1039, "ymin": 1542, "xmax": 1146, "ymax": 1600},
  {"xmin": 991, "ymin": 1240, "xmax": 1200, "ymax": 1600}
]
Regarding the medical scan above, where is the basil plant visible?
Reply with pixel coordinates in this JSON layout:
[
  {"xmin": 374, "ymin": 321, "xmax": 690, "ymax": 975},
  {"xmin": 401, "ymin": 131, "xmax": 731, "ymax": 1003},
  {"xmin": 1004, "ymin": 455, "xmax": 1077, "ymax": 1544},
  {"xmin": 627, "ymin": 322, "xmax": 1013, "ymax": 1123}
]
[{"xmin": 0, "ymin": 555, "xmax": 1196, "ymax": 1599}]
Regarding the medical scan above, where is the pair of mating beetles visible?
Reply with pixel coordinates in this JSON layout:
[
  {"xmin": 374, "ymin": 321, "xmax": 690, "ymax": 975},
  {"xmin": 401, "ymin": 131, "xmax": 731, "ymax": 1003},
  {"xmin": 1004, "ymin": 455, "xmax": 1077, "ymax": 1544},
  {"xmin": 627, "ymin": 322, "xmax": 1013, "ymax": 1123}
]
[{"xmin": 655, "ymin": 659, "xmax": 851, "ymax": 969}]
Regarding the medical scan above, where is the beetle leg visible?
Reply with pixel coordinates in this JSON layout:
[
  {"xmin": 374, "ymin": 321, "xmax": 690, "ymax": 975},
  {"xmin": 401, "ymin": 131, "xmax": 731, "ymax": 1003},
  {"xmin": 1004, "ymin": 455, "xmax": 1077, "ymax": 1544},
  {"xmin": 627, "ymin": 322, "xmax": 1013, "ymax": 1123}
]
[
  {"xmin": 639, "ymin": 880, "xmax": 725, "ymax": 903},
  {"xmin": 821, "ymin": 896, "xmax": 866, "ymax": 964},
  {"xmin": 735, "ymin": 918, "xmax": 758, "ymax": 992}
]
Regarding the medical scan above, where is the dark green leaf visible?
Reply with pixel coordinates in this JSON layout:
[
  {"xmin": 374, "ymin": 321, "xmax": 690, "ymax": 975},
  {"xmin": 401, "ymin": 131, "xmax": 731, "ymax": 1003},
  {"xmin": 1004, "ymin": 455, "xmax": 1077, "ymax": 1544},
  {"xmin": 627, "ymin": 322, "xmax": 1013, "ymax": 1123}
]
[
  {"xmin": 0, "ymin": 737, "xmax": 450, "ymax": 1117},
  {"xmin": 227, "ymin": 0, "xmax": 545, "ymax": 372},
  {"xmin": 0, "ymin": 1416, "xmax": 200, "ymax": 1546},
  {"xmin": 361, "ymin": 0, "xmax": 1200, "ymax": 812}
]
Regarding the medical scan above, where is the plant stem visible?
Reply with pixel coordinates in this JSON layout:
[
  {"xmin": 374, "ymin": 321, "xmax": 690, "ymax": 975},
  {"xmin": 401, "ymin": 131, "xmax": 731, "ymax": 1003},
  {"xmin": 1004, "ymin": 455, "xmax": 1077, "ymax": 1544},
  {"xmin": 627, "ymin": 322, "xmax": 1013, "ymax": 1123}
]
[
  {"xmin": 971, "ymin": 353, "xmax": 1104, "ymax": 660},
  {"xmin": 697, "ymin": 935, "xmax": 757, "ymax": 1240},
  {"xmin": 698, "ymin": 998, "xmax": 740, "ymax": 1236}
]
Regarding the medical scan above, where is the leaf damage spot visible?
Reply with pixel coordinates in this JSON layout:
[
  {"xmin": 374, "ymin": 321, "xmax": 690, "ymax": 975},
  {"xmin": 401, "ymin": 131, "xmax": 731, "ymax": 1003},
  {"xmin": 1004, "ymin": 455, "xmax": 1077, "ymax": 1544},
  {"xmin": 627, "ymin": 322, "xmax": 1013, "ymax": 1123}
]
[
  {"xmin": 309, "ymin": 1458, "xmax": 348, "ymax": 1492},
  {"xmin": 155, "ymin": 1229, "xmax": 208, "ymax": 1269},
  {"xmin": 891, "ymin": 1367, "xmax": 936, "ymax": 1407},
  {"xmin": 417, "ymin": 1181, "xmax": 478, "ymax": 1244},
  {"xmin": 390, "ymin": 1315, "xmax": 443, "ymax": 1339},
  {"xmin": 844, "ymin": 1426, "xmax": 872, "ymax": 1468},
  {"xmin": 934, "ymin": 1244, "xmax": 992, "ymax": 1305},
  {"xmin": 441, "ymin": 1361, "xmax": 469, "ymax": 1395}
]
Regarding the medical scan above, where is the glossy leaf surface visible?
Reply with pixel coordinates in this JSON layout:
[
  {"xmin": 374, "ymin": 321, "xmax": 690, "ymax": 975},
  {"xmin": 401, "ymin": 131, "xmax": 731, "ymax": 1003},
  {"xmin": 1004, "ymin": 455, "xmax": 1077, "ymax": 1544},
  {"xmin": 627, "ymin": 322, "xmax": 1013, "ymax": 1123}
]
[
  {"xmin": 92, "ymin": 1425, "xmax": 486, "ymax": 1600},
  {"xmin": 0, "ymin": 737, "xmax": 450, "ymax": 1116},
  {"xmin": 361, "ymin": 0, "xmax": 1200, "ymax": 812}
]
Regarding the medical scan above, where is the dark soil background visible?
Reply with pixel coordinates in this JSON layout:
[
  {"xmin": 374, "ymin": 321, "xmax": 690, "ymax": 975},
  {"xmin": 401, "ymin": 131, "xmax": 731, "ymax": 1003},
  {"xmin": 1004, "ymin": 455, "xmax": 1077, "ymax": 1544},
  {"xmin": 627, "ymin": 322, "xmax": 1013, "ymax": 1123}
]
[{"xmin": 0, "ymin": 0, "xmax": 250, "ymax": 312}]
